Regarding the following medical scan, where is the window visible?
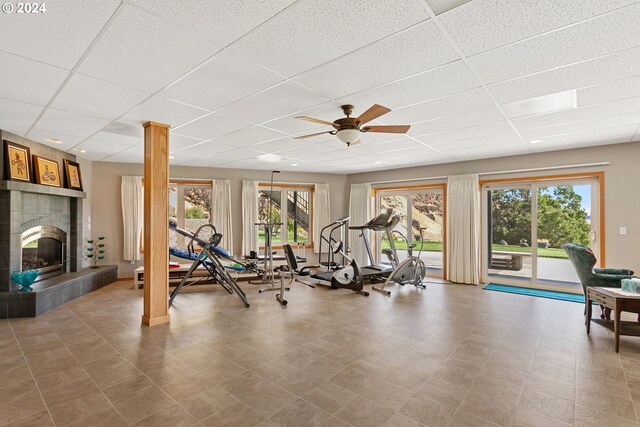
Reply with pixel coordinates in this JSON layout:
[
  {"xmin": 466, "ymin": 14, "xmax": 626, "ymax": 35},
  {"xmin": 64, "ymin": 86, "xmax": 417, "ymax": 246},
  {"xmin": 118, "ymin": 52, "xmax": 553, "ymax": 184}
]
[
  {"xmin": 169, "ymin": 181, "xmax": 213, "ymax": 248},
  {"xmin": 258, "ymin": 185, "xmax": 313, "ymax": 247}
]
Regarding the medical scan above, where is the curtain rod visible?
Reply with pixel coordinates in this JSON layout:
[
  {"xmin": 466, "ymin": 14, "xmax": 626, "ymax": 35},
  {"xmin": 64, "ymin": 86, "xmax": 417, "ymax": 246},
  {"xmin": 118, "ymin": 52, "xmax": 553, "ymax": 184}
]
[{"xmin": 370, "ymin": 162, "xmax": 610, "ymax": 185}]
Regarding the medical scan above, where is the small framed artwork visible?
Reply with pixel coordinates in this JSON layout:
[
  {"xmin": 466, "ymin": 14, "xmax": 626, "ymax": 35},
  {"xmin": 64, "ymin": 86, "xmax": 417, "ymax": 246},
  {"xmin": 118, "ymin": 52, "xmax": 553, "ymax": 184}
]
[
  {"xmin": 3, "ymin": 140, "xmax": 31, "ymax": 182},
  {"xmin": 33, "ymin": 155, "xmax": 61, "ymax": 187},
  {"xmin": 63, "ymin": 159, "xmax": 83, "ymax": 191}
]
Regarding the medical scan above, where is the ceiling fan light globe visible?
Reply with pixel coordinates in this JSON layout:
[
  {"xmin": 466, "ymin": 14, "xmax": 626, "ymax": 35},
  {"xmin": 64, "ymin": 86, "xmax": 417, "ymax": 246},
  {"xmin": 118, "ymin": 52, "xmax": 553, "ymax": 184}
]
[{"xmin": 336, "ymin": 129, "xmax": 360, "ymax": 145}]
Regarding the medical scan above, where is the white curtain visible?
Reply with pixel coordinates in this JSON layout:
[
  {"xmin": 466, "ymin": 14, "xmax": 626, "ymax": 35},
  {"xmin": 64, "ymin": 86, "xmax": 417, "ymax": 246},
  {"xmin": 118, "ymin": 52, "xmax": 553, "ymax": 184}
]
[
  {"xmin": 121, "ymin": 176, "xmax": 143, "ymax": 263},
  {"xmin": 446, "ymin": 174, "xmax": 480, "ymax": 285},
  {"xmin": 211, "ymin": 179, "xmax": 233, "ymax": 253},
  {"xmin": 313, "ymin": 184, "xmax": 331, "ymax": 254},
  {"xmin": 241, "ymin": 180, "xmax": 259, "ymax": 256},
  {"xmin": 348, "ymin": 183, "xmax": 372, "ymax": 266}
]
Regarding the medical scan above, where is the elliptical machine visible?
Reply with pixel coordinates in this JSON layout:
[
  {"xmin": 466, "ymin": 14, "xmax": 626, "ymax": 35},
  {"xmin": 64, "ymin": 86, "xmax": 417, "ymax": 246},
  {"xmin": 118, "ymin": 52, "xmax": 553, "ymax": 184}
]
[
  {"xmin": 303, "ymin": 216, "xmax": 369, "ymax": 296},
  {"xmin": 373, "ymin": 227, "xmax": 428, "ymax": 296}
]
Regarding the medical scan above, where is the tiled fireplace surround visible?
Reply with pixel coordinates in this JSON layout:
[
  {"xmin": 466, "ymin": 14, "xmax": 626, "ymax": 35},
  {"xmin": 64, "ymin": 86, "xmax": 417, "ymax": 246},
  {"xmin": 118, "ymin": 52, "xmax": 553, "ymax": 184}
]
[{"xmin": 0, "ymin": 130, "xmax": 116, "ymax": 316}]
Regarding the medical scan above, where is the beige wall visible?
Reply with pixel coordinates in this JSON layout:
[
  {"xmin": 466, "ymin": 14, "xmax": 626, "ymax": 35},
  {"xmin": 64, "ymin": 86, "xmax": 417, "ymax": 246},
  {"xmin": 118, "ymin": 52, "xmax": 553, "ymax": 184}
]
[
  {"xmin": 348, "ymin": 141, "xmax": 640, "ymax": 274},
  {"xmin": 91, "ymin": 141, "xmax": 640, "ymax": 279},
  {"xmin": 91, "ymin": 162, "xmax": 349, "ymax": 278},
  {"xmin": 76, "ymin": 158, "xmax": 93, "ymax": 268}
]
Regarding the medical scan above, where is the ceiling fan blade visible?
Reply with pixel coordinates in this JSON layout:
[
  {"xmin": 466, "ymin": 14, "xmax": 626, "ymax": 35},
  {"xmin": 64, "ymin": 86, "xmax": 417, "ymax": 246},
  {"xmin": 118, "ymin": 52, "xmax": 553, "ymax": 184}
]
[
  {"xmin": 357, "ymin": 104, "xmax": 391, "ymax": 125},
  {"xmin": 361, "ymin": 125, "xmax": 410, "ymax": 134},
  {"xmin": 294, "ymin": 131, "xmax": 334, "ymax": 140},
  {"xmin": 294, "ymin": 116, "xmax": 337, "ymax": 127}
]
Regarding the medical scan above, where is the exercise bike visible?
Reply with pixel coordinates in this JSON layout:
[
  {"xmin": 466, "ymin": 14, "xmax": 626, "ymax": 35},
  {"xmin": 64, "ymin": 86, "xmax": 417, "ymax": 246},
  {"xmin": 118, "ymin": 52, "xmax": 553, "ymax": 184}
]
[{"xmin": 373, "ymin": 227, "xmax": 427, "ymax": 296}]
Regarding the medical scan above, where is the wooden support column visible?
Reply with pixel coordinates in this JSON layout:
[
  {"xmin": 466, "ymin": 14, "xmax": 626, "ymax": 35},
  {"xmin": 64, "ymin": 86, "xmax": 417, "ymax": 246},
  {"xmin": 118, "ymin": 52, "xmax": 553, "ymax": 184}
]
[{"xmin": 142, "ymin": 121, "xmax": 170, "ymax": 326}]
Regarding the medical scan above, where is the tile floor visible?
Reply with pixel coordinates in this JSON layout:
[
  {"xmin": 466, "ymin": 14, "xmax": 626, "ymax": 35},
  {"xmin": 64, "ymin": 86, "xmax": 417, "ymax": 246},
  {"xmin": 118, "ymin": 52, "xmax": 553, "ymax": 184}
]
[{"xmin": 1, "ymin": 279, "xmax": 640, "ymax": 427}]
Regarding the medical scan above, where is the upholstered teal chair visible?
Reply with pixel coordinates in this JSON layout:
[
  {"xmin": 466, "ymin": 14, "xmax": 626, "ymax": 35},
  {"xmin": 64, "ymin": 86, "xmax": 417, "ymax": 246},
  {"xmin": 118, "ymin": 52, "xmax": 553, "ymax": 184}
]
[{"xmin": 563, "ymin": 243, "xmax": 635, "ymax": 318}]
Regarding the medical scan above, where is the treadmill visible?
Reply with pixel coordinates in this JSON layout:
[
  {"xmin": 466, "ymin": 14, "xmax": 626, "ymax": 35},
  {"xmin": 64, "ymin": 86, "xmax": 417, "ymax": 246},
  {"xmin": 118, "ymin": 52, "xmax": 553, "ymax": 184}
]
[{"xmin": 349, "ymin": 208, "xmax": 400, "ymax": 281}]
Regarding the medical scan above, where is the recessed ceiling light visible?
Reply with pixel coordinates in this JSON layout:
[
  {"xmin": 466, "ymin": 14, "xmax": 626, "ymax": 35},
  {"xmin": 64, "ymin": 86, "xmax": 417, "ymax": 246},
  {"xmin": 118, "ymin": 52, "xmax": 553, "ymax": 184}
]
[
  {"xmin": 529, "ymin": 139, "xmax": 543, "ymax": 144},
  {"xmin": 50, "ymin": 138, "xmax": 61, "ymax": 144},
  {"xmin": 257, "ymin": 153, "xmax": 282, "ymax": 162},
  {"xmin": 291, "ymin": 163, "xmax": 299, "ymax": 166},
  {"xmin": 374, "ymin": 161, "xmax": 383, "ymax": 164},
  {"xmin": 169, "ymin": 156, "xmax": 175, "ymax": 159},
  {"xmin": 75, "ymin": 148, "xmax": 86, "ymax": 153}
]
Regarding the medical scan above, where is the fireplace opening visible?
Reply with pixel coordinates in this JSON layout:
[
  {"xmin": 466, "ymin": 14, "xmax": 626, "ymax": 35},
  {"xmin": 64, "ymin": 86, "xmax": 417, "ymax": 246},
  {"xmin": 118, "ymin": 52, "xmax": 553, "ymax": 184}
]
[{"xmin": 21, "ymin": 226, "xmax": 66, "ymax": 281}]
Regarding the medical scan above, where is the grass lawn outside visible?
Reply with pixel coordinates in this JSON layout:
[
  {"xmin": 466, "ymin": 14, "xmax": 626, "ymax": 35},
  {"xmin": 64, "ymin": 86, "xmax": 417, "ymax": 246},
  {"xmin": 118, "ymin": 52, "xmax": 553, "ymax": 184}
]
[
  {"xmin": 380, "ymin": 241, "xmax": 568, "ymax": 258},
  {"xmin": 258, "ymin": 230, "xmax": 309, "ymax": 244},
  {"xmin": 490, "ymin": 244, "xmax": 568, "ymax": 259}
]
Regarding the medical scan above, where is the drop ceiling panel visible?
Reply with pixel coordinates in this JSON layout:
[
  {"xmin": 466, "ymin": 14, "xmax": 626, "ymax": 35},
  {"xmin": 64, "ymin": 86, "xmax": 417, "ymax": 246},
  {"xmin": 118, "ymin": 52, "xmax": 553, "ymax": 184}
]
[
  {"xmin": 0, "ymin": 98, "xmax": 43, "ymax": 130},
  {"xmin": 132, "ymin": 0, "xmax": 294, "ymax": 49},
  {"xmin": 521, "ymin": 111, "xmax": 640, "ymax": 140},
  {"xmin": 337, "ymin": 60, "xmax": 479, "ymax": 110},
  {"xmin": 217, "ymin": 81, "xmax": 330, "ymax": 124},
  {"xmin": 160, "ymin": 50, "xmax": 285, "ymax": 111},
  {"xmin": 52, "ymin": 74, "xmax": 150, "ymax": 121},
  {"xmin": 79, "ymin": 4, "xmax": 221, "ymax": 93},
  {"xmin": 487, "ymin": 46, "xmax": 640, "ymax": 105},
  {"xmin": 206, "ymin": 148, "xmax": 265, "ymax": 164},
  {"xmin": 529, "ymin": 124, "xmax": 637, "ymax": 151},
  {"xmin": 513, "ymin": 96, "xmax": 640, "ymax": 131},
  {"xmin": 90, "ymin": 131, "xmax": 142, "ymax": 147},
  {"xmin": 252, "ymin": 137, "xmax": 299, "ymax": 153},
  {"xmin": 293, "ymin": 20, "xmax": 459, "ymax": 99},
  {"xmin": 408, "ymin": 107, "xmax": 504, "ymax": 136},
  {"xmin": 0, "ymin": 0, "xmax": 121, "ymax": 69},
  {"xmin": 25, "ymin": 129, "xmax": 84, "ymax": 152},
  {"xmin": 102, "ymin": 144, "xmax": 144, "ymax": 163},
  {"xmin": 437, "ymin": 0, "xmax": 638, "ymax": 56},
  {"xmin": 578, "ymin": 75, "xmax": 640, "ymax": 106},
  {"xmin": 80, "ymin": 139, "xmax": 131, "ymax": 161},
  {"xmin": 172, "ymin": 113, "xmax": 253, "ymax": 141},
  {"xmin": 213, "ymin": 126, "xmax": 289, "ymax": 148},
  {"xmin": 467, "ymin": 3, "xmax": 640, "ymax": 85},
  {"xmin": 31, "ymin": 109, "xmax": 109, "ymax": 139},
  {"xmin": 0, "ymin": 51, "xmax": 69, "ymax": 106},
  {"xmin": 416, "ymin": 121, "xmax": 517, "ymax": 147},
  {"xmin": 122, "ymin": 96, "xmax": 208, "ymax": 129},
  {"xmin": 376, "ymin": 138, "xmax": 426, "ymax": 154},
  {"xmin": 168, "ymin": 134, "xmax": 204, "ymax": 152},
  {"xmin": 227, "ymin": 0, "xmax": 429, "ymax": 77},
  {"xmin": 380, "ymin": 88, "xmax": 495, "ymax": 124},
  {"xmin": 177, "ymin": 141, "xmax": 237, "ymax": 158}
]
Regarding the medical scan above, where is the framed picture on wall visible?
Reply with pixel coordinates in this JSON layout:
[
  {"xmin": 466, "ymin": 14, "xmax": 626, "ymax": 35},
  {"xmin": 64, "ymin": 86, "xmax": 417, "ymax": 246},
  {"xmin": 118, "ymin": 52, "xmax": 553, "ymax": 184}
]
[
  {"xmin": 33, "ymin": 155, "xmax": 61, "ymax": 187},
  {"xmin": 3, "ymin": 140, "xmax": 31, "ymax": 182},
  {"xmin": 62, "ymin": 159, "xmax": 83, "ymax": 191}
]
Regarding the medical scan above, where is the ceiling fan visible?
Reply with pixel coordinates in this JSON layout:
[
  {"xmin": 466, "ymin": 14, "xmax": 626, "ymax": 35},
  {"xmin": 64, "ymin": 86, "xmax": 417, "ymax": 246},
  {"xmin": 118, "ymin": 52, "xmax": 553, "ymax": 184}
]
[{"xmin": 294, "ymin": 104, "xmax": 411, "ymax": 146}]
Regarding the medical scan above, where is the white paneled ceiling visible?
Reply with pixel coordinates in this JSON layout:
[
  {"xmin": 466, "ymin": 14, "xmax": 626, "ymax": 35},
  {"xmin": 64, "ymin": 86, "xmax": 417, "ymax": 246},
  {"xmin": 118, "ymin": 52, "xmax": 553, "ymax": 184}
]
[{"xmin": 1, "ymin": 0, "xmax": 639, "ymax": 173}]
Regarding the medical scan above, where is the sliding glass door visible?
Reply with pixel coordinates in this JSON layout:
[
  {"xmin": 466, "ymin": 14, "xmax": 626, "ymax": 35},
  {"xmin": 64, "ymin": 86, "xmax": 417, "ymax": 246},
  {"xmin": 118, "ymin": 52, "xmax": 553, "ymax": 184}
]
[
  {"xmin": 482, "ymin": 177, "xmax": 600, "ymax": 291},
  {"xmin": 376, "ymin": 187, "xmax": 445, "ymax": 277}
]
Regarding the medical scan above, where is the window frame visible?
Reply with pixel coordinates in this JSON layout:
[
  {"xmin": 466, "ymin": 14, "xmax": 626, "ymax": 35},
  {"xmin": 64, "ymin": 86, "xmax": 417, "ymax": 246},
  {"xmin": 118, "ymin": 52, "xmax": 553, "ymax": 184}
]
[
  {"xmin": 372, "ymin": 183, "xmax": 447, "ymax": 279},
  {"xmin": 257, "ymin": 183, "xmax": 315, "ymax": 250},
  {"xmin": 169, "ymin": 179, "xmax": 214, "ymax": 249}
]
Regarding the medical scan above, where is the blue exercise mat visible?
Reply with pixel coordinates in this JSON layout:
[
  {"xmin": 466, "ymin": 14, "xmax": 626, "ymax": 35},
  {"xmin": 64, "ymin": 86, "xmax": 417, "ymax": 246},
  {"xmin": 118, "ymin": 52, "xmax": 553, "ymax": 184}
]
[
  {"xmin": 169, "ymin": 247, "xmax": 245, "ymax": 271},
  {"xmin": 483, "ymin": 283, "xmax": 589, "ymax": 304}
]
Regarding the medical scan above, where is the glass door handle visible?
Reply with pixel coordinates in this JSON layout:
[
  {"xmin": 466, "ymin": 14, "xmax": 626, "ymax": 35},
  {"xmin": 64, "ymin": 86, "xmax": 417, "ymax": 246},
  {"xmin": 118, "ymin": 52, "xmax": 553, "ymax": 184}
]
[{"xmin": 590, "ymin": 230, "xmax": 597, "ymax": 243}]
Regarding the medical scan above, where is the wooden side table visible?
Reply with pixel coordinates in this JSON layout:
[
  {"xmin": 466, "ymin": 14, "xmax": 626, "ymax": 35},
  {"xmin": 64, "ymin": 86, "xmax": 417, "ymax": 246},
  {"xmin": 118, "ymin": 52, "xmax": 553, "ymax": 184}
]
[{"xmin": 585, "ymin": 287, "xmax": 640, "ymax": 352}]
